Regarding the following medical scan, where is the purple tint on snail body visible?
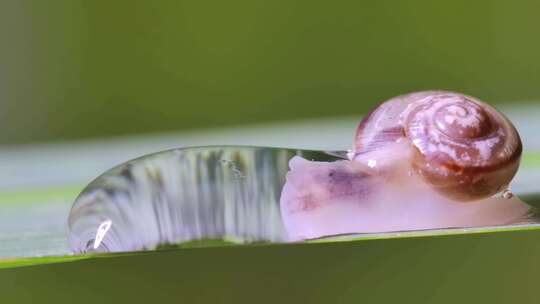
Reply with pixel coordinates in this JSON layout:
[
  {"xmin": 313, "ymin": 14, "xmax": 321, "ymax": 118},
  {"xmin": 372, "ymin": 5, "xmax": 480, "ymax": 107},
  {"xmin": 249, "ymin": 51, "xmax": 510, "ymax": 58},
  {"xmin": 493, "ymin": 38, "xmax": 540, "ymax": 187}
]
[
  {"xmin": 280, "ymin": 91, "xmax": 530, "ymax": 241},
  {"xmin": 67, "ymin": 91, "xmax": 536, "ymax": 253}
]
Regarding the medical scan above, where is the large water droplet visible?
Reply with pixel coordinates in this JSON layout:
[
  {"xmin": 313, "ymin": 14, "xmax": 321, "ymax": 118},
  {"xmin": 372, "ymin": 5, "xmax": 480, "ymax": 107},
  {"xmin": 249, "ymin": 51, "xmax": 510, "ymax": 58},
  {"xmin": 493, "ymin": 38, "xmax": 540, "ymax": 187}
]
[{"xmin": 67, "ymin": 147, "xmax": 341, "ymax": 253}]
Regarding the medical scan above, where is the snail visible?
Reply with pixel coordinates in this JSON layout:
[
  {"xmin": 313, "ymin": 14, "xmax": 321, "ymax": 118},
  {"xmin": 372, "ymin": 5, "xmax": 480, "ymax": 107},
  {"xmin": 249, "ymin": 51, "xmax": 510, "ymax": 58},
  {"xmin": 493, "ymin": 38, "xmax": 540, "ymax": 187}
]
[{"xmin": 280, "ymin": 91, "xmax": 531, "ymax": 240}]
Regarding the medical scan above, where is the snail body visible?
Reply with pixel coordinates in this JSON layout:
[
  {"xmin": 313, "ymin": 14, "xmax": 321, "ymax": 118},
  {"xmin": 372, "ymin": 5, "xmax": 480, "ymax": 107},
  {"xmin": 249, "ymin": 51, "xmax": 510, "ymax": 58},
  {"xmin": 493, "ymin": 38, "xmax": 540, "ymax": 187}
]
[{"xmin": 280, "ymin": 91, "xmax": 530, "ymax": 240}]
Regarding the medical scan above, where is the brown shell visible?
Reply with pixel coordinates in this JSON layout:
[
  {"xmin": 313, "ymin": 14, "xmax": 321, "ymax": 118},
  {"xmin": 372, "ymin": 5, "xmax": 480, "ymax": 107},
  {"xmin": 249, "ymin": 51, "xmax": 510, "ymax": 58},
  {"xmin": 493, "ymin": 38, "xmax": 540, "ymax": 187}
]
[
  {"xmin": 353, "ymin": 91, "xmax": 437, "ymax": 154},
  {"xmin": 353, "ymin": 91, "xmax": 522, "ymax": 201}
]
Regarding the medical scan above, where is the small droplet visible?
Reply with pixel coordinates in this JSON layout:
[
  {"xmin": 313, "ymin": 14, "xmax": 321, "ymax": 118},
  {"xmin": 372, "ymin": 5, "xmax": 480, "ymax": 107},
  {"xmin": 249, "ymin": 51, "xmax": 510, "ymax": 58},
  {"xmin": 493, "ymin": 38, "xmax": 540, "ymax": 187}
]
[
  {"xmin": 367, "ymin": 159, "xmax": 377, "ymax": 168},
  {"xmin": 346, "ymin": 149, "xmax": 355, "ymax": 160},
  {"xmin": 502, "ymin": 189, "xmax": 514, "ymax": 199}
]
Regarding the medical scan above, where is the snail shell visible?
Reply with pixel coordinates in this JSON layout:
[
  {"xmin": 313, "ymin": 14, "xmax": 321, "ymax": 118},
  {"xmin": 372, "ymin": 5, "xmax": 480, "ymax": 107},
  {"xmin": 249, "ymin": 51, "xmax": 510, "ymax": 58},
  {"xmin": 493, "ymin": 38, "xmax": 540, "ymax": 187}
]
[
  {"xmin": 279, "ymin": 91, "xmax": 530, "ymax": 240},
  {"xmin": 352, "ymin": 91, "xmax": 522, "ymax": 201}
]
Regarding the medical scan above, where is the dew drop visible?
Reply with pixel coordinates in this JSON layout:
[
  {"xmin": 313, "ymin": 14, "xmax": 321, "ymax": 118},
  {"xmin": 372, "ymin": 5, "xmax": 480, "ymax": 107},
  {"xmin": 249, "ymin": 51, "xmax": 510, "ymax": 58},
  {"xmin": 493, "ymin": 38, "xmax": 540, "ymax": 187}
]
[
  {"xmin": 346, "ymin": 149, "xmax": 355, "ymax": 160},
  {"xmin": 502, "ymin": 189, "xmax": 514, "ymax": 199},
  {"xmin": 67, "ymin": 147, "xmax": 299, "ymax": 253}
]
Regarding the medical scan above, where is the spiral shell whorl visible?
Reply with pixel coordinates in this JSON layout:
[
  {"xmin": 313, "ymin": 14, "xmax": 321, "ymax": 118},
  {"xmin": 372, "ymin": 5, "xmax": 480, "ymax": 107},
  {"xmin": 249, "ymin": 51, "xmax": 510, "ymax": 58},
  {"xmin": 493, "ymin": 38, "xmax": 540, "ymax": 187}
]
[
  {"xmin": 353, "ymin": 91, "xmax": 522, "ymax": 201},
  {"xmin": 403, "ymin": 92, "xmax": 522, "ymax": 201}
]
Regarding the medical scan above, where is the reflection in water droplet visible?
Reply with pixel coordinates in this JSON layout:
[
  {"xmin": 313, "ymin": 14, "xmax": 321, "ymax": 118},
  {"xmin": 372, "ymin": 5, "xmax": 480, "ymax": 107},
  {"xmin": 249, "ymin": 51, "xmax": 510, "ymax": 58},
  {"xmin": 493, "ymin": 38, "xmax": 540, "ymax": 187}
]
[
  {"xmin": 67, "ymin": 147, "xmax": 343, "ymax": 253},
  {"xmin": 93, "ymin": 219, "xmax": 112, "ymax": 250}
]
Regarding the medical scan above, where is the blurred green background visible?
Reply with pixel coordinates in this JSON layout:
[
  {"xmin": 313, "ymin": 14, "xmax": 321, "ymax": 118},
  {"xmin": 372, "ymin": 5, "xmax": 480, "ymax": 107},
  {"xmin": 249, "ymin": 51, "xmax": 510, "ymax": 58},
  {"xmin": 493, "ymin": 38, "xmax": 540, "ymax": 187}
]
[
  {"xmin": 1, "ymin": 0, "xmax": 539, "ymax": 144},
  {"xmin": 2, "ymin": 1, "xmax": 540, "ymax": 303}
]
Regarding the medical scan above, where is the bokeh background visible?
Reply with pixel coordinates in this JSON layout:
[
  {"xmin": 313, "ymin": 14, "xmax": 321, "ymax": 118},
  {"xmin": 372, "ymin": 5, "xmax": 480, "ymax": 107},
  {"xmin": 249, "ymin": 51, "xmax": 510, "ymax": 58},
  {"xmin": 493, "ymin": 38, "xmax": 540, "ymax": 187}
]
[
  {"xmin": 2, "ymin": 1, "xmax": 540, "ymax": 303},
  {"xmin": 1, "ymin": 0, "xmax": 539, "ymax": 144}
]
